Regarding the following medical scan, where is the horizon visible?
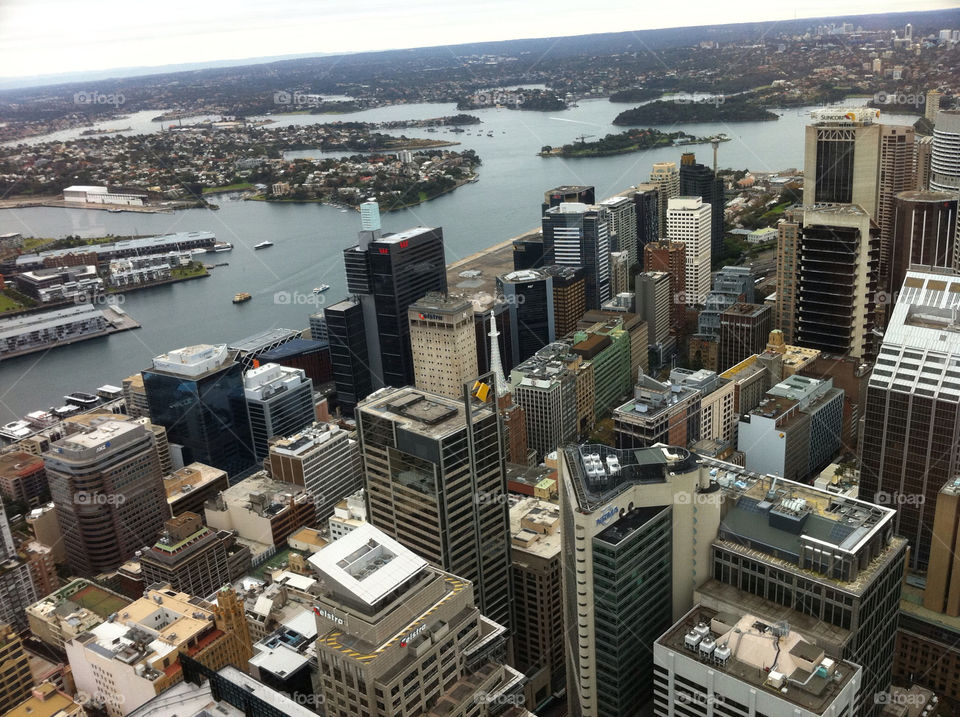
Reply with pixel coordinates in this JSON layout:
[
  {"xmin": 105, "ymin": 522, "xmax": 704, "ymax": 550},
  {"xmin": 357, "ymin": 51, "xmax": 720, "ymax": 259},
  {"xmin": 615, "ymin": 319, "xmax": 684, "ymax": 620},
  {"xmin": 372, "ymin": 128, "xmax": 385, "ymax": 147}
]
[{"xmin": 1, "ymin": 1, "xmax": 957, "ymax": 90}]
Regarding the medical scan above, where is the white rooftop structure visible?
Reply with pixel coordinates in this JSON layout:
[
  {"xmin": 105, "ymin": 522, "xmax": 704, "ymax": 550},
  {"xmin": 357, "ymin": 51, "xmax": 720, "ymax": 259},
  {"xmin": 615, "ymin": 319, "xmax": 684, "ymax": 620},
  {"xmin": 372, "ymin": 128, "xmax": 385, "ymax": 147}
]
[
  {"xmin": 308, "ymin": 523, "xmax": 427, "ymax": 608},
  {"xmin": 556, "ymin": 201, "xmax": 588, "ymax": 214},
  {"xmin": 243, "ymin": 362, "xmax": 306, "ymax": 400},
  {"xmin": 152, "ymin": 344, "xmax": 230, "ymax": 377}
]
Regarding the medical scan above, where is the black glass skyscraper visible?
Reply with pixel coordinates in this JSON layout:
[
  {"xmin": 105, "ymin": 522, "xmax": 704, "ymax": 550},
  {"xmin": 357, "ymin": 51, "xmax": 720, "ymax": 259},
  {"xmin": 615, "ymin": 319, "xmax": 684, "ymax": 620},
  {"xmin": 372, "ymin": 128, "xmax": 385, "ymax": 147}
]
[
  {"xmin": 496, "ymin": 269, "xmax": 556, "ymax": 366},
  {"xmin": 632, "ymin": 186, "xmax": 659, "ymax": 269},
  {"xmin": 541, "ymin": 203, "xmax": 611, "ymax": 310},
  {"xmin": 679, "ymin": 160, "xmax": 725, "ymax": 260}
]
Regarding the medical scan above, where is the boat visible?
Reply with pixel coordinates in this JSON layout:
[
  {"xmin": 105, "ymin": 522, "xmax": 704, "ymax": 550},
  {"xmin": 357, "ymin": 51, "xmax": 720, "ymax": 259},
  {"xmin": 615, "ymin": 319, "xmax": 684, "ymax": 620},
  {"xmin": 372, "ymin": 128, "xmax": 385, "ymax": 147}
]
[
  {"xmin": 108, "ymin": 208, "xmax": 123, "ymax": 213},
  {"xmin": 313, "ymin": 284, "xmax": 330, "ymax": 294},
  {"xmin": 214, "ymin": 262, "xmax": 229, "ymax": 267},
  {"xmin": 233, "ymin": 292, "xmax": 252, "ymax": 303},
  {"xmin": 64, "ymin": 392, "xmax": 100, "ymax": 409},
  {"xmin": 209, "ymin": 242, "xmax": 233, "ymax": 252},
  {"xmin": 254, "ymin": 241, "xmax": 274, "ymax": 250}
]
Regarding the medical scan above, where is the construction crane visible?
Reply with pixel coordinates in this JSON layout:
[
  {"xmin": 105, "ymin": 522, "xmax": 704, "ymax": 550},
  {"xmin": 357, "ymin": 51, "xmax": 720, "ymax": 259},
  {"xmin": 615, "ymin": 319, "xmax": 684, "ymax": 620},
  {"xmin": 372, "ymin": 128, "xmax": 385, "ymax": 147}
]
[{"xmin": 576, "ymin": 134, "xmax": 595, "ymax": 144}]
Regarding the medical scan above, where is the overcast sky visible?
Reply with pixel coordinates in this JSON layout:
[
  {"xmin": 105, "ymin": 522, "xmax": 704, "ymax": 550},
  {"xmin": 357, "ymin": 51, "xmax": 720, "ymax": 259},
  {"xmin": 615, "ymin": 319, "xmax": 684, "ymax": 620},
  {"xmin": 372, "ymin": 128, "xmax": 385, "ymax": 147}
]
[{"xmin": 1, "ymin": 0, "xmax": 958, "ymax": 81}]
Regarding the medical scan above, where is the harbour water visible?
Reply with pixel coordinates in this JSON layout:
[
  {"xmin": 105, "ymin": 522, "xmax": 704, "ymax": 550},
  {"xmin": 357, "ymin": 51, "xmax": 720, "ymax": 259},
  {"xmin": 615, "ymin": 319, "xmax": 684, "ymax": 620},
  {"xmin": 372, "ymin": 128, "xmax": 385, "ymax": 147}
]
[{"xmin": 0, "ymin": 98, "xmax": 917, "ymax": 420}]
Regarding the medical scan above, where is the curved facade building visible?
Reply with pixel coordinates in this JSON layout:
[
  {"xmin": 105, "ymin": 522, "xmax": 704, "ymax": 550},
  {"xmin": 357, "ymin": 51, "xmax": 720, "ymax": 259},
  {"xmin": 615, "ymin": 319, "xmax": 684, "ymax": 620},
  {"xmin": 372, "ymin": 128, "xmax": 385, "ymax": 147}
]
[
  {"xmin": 930, "ymin": 109, "xmax": 960, "ymax": 194},
  {"xmin": 889, "ymin": 190, "xmax": 957, "ymax": 298}
]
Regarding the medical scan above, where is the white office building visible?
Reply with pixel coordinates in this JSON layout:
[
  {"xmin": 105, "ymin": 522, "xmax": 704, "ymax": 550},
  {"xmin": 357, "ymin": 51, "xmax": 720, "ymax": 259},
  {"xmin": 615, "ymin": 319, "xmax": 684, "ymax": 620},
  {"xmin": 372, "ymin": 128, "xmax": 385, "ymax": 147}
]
[{"xmin": 667, "ymin": 196, "xmax": 712, "ymax": 306}]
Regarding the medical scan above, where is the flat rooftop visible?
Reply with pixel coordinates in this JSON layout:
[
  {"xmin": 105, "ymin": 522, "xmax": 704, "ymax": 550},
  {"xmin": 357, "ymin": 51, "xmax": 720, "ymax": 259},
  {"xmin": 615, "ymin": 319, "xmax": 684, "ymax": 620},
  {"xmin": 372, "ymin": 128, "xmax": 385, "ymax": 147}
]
[
  {"xmin": 510, "ymin": 498, "xmax": 561, "ymax": 559},
  {"xmin": 359, "ymin": 386, "xmax": 493, "ymax": 440},
  {"xmin": 229, "ymin": 328, "xmax": 300, "ymax": 353}
]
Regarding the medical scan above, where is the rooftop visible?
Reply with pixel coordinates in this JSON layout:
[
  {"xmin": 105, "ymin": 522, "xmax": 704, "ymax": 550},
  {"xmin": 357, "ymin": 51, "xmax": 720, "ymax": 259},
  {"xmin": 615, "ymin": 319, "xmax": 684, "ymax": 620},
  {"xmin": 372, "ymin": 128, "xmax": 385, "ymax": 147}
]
[
  {"xmin": 150, "ymin": 344, "xmax": 232, "ymax": 377},
  {"xmin": 510, "ymin": 498, "xmax": 561, "ymax": 559},
  {"xmin": 228, "ymin": 328, "xmax": 301, "ymax": 354},
  {"xmin": 16, "ymin": 231, "xmax": 216, "ymax": 267},
  {"xmin": 358, "ymin": 386, "xmax": 492, "ymax": 440}
]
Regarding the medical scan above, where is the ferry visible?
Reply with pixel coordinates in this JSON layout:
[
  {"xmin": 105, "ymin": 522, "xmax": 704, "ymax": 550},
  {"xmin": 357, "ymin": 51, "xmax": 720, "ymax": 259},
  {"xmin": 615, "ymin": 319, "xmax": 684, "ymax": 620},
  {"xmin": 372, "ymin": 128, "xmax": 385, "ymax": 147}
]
[
  {"xmin": 209, "ymin": 242, "xmax": 234, "ymax": 252},
  {"xmin": 253, "ymin": 241, "xmax": 274, "ymax": 250},
  {"xmin": 64, "ymin": 392, "xmax": 100, "ymax": 409},
  {"xmin": 233, "ymin": 292, "xmax": 252, "ymax": 304},
  {"xmin": 313, "ymin": 285, "xmax": 330, "ymax": 294}
]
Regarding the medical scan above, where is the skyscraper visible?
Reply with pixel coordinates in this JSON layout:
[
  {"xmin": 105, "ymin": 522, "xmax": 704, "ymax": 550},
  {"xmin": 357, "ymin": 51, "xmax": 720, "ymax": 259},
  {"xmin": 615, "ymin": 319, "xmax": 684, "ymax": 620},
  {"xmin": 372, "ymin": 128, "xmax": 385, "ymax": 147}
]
[
  {"xmin": 44, "ymin": 419, "xmax": 167, "ymax": 576},
  {"xmin": 407, "ymin": 293, "xmax": 478, "ymax": 399},
  {"xmin": 860, "ymin": 269, "xmax": 960, "ymax": 569},
  {"xmin": 242, "ymin": 363, "xmax": 315, "ymax": 460},
  {"xmin": 338, "ymin": 200, "xmax": 448, "ymax": 404},
  {"xmin": 876, "ymin": 125, "xmax": 917, "ymax": 285},
  {"xmin": 542, "ymin": 184, "xmax": 595, "ymax": 214},
  {"xmin": 510, "ymin": 344, "xmax": 579, "ymax": 460},
  {"xmin": 925, "ymin": 89, "xmax": 942, "ymax": 122},
  {"xmin": 541, "ymin": 202, "xmax": 611, "ymax": 310},
  {"xmin": 142, "ymin": 344, "xmax": 256, "ymax": 479},
  {"xmin": 644, "ymin": 240, "xmax": 687, "ymax": 334},
  {"xmin": 717, "ymin": 303, "xmax": 772, "ymax": 371},
  {"xmin": 888, "ymin": 190, "xmax": 958, "ymax": 300},
  {"xmin": 497, "ymin": 269, "xmax": 556, "ymax": 365},
  {"xmin": 635, "ymin": 271, "xmax": 672, "ymax": 350},
  {"xmin": 666, "ymin": 196, "xmax": 712, "ymax": 306},
  {"xmin": 598, "ymin": 195, "xmax": 638, "ymax": 265},
  {"xmin": 650, "ymin": 162, "xmax": 680, "ymax": 235},
  {"xmin": 356, "ymin": 384, "xmax": 514, "ymax": 630},
  {"xmin": 544, "ymin": 264, "xmax": 586, "ymax": 338},
  {"xmin": 324, "ymin": 298, "xmax": 372, "ymax": 411},
  {"xmin": 775, "ymin": 207, "xmax": 803, "ymax": 343},
  {"xmin": 632, "ymin": 184, "xmax": 660, "ymax": 267},
  {"xmin": 0, "ymin": 501, "xmax": 35, "ymax": 633},
  {"xmin": 930, "ymin": 109, "xmax": 960, "ymax": 195},
  {"xmin": 679, "ymin": 153, "xmax": 725, "ymax": 260}
]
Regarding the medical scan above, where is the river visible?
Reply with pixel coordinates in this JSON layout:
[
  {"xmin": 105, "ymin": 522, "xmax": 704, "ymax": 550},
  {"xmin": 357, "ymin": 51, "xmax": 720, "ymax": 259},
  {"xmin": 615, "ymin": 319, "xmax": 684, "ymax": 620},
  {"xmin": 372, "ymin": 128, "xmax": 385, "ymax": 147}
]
[{"xmin": 0, "ymin": 97, "xmax": 918, "ymax": 421}]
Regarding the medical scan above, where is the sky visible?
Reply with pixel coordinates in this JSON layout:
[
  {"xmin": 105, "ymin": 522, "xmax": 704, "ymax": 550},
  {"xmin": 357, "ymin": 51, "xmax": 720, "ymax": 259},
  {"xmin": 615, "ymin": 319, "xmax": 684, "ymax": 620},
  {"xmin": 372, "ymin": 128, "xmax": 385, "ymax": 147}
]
[{"xmin": 0, "ymin": 0, "xmax": 958, "ymax": 82}]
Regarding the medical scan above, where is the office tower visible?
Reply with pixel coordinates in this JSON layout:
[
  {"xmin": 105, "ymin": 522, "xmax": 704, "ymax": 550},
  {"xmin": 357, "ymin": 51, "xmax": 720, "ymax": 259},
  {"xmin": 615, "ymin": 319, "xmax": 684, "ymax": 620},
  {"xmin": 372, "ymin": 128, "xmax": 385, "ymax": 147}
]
[
  {"xmin": 510, "ymin": 498, "xmax": 563, "ymax": 709},
  {"xmin": 66, "ymin": 584, "xmax": 253, "ymax": 716},
  {"xmin": 356, "ymin": 385, "xmax": 513, "ymax": 629},
  {"xmin": 666, "ymin": 197, "xmax": 712, "ymax": 306},
  {"xmin": 579, "ymin": 309, "xmax": 649, "ymax": 385},
  {"xmin": 0, "ymin": 503, "xmax": 34, "ymax": 633},
  {"xmin": 267, "ymin": 422, "xmax": 363, "ymax": 523},
  {"xmin": 926, "ymin": 89, "xmax": 943, "ymax": 122},
  {"xmin": 925, "ymin": 478, "xmax": 960, "ymax": 616},
  {"xmin": 613, "ymin": 370, "xmax": 701, "ymax": 448},
  {"xmin": 0, "ymin": 451, "xmax": 47, "ymax": 508},
  {"xmin": 915, "ymin": 134, "xmax": 934, "ymax": 191},
  {"xmin": 5, "ymin": 683, "xmax": 85, "ymax": 717},
  {"xmin": 139, "ymin": 512, "xmax": 238, "ymax": 599},
  {"xmin": 679, "ymin": 153, "xmax": 725, "ymax": 259},
  {"xmin": 511, "ymin": 344, "xmax": 579, "ymax": 460},
  {"xmin": 696, "ymin": 265, "xmax": 755, "ymax": 338},
  {"xmin": 860, "ymin": 269, "xmax": 960, "ymax": 569},
  {"xmin": 905, "ymin": 22, "xmax": 913, "ymax": 41},
  {"xmin": 802, "ymin": 107, "xmax": 881, "ymax": 217},
  {"xmin": 542, "ymin": 184, "xmax": 595, "ymax": 214},
  {"xmin": 512, "ymin": 231, "xmax": 547, "ymax": 270},
  {"xmin": 44, "ymin": 419, "xmax": 166, "ymax": 577},
  {"xmin": 607, "ymin": 251, "xmax": 630, "ymax": 296},
  {"xmin": 632, "ymin": 184, "xmax": 660, "ymax": 266},
  {"xmin": 308, "ymin": 310, "xmax": 327, "ymax": 342},
  {"xmin": 794, "ymin": 205, "xmax": 879, "ymax": 360},
  {"xmin": 242, "ymin": 363, "xmax": 314, "ymax": 460},
  {"xmin": 258, "ymin": 337, "xmax": 332, "ymax": 388},
  {"xmin": 635, "ymin": 271, "xmax": 672, "ymax": 349},
  {"xmin": 408, "ymin": 293, "xmax": 478, "ymax": 399},
  {"xmin": 143, "ymin": 344, "xmax": 256, "ymax": 478},
  {"xmin": 569, "ymin": 319, "xmax": 633, "ymax": 418},
  {"xmin": 654, "ymin": 606, "xmax": 860, "ymax": 717},
  {"xmin": 0, "ymin": 624, "xmax": 32, "ymax": 715},
  {"xmin": 650, "ymin": 162, "xmax": 680, "ymax": 234},
  {"xmin": 544, "ymin": 264, "xmax": 586, "ymax": 338},
  {"xmin": 877, "ymin": 125, "xmax": 917, "ymax": 284},
  {"xmin": 717, "ymin": 303, "xmax": 772, "ymax": 371},
  {"xmin": 541, "ymin": 202, "xmax": 611, "ymax": 309},
  {"xmin": 775, "ymin": 208, "xmax": 803, "ymax": 343},
  {"xmin": 163, "ymin": 463, "xmax": 229, "ymax": 518},
  {"xmin": 497, "ymin": 270, "xmax": 556, "ymax": 365},
  {"xmin": 669, "ymin": 367, "xmax": 737, "ymax": 452},
  {"xmin": 308, "ymin": 523, "xmax": 525, "ymax": 716},
  {"xmin": 121, "ymin": 373, "xmax": 149, "ymax": 419},
  {"xmin": 644, "ymin": 240, "xmax": 686, "ymax": 333},
  {"xmin": 737, "ymin": 374, "xmax": 844, "ymax": 481},
  {"xmin": 324, "ymin": 298, "xmax": 372, "ymax": 411},
  {"xmin": 598, "ymin": 195, "xmax": 638, "ymax": 265},
  {"xmin": 930, "ymin": 110, "xmax": 960, "ymax": 195},
  {"xmin": 176, "ymin": 658, "xmax": 317, "ymax": 717},
  {"xmin": 889, "ymin": 190, "xmax": 958, "ymax": 299},
  {"xmin": 228, "ymin": 328, "xmax": 302, "ymax": 371},
  {"xmin": 340, "ymin": 200, "xmax": 448, "ymax": 399}
]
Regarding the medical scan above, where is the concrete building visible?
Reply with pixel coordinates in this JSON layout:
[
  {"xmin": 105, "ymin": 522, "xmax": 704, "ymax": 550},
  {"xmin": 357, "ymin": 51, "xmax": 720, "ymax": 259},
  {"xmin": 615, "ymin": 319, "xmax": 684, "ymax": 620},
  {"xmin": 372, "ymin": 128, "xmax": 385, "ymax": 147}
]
[
  {"xmin": 679, "ymin": 153, "xmax": 725, "ymax": 259},
  {"xmin": 544, "ymin": 264, "xmax": 587, "ymax": 339},
  {"xmin": 670, "ymin": 368, "xmax": 737, "ymax": 450},
  {"xmin": 643, "ymin": 240, "xmax": 686, "ymax": 334},
  {"xmin": 242, "ymin": 363, "xmax": 315, "ymax": 460},
  {"xmin": 717, "ymin": 303, "xmax": 772, "ymax": 372},
  {"xmin": 541, "ymin": 203, "xmax": 611, "ymax": 310},
  {"xmin": 408, "ymin": 293, "xmax": 478, "ymax": 399},
  {"xmin": 0, "ymin": 624, "xmax": 33, "ymax": 715},
  {"xmin": 775, "ymin": 207, "xmax": 803, "ymax": 343},
  {"xmin": 0, "ymin": 304, "xmax": 121, "ymax": 360},
  {"xmin": 496, "ymin": 271, "xmax": 556, "ymax": 367},
  {"xmin": 511, "ymin": 344, "xmax": 579, "ymax": 460},
  {"xmin": 13, "ymin": 265, "xmax": 102, "ymax": 304},
  {"xmin": 15, "ymin": 232, "xmax": 217, "ymax": 271},
  {"xmin": 598, "ymin": 195, "xmax": 638, "ymax": 266},
  {"xmin": 26, "ymin": 502, "xmax": 65, "ymax": 564},
  {"xmin": 877, "ymin": 125, "xmax": 917, "ymax": 285},
  {"xmin": 737, "ymin": 374, "xmax": 844, "ymax": 482},
  {"xmin": 44, "ymin": 419, "xmax": 167, "ymax": 576},
  {"xmin": 930, "ymin": 109, "xmax": 960, "ymax": 194},
  {"xmin": 650, "ymin": 162, "xmax": 680, "ymax": 234},
  {"xmin": 569, "ymin": 319, "xmax": 633, "ymax": 419},
  {"xmin": 915, "ymin": 134, "xmax": 934, "ymax": 191},
  {"xmin": 356, "ymin": 386, "xmax": 514, "ymax": 631},
  {"xmin": 860, "ymin": 269, "xmax": 960, "ymax": 569},
  {"xmin": 163, "ymin": 462, "xmax": 229, "ymax": 518},
  {"xmin": 510, "ymin": 498, "xmax": 563, "ymax": 710},
  {"xmin": 635, "ymin": 271, "xmax": 672, "ymax": 350},
  {"xmin": 120, "ymin": 374, "xmax": 149, "ymax": 419},
  {"xmin": 608, "ymin": 250, "xmax": 630, "ymax": 296},
  {"xmin": 5, "ymin": 683, "xmax": 85, "ymax": 717},
  {"xmin": 926, "ymin": 90, "xmax": 942, "ymax": 122},
  {"xmin": 266, "ymin": 422, "xmax": 363, "ymax": 524},
  {"xmin": 666, "ymin": 196, "xmax": 712, "ymax": 306},
  {"xmin": 327, "ymin": 488, "xmax": 367, "ymax": 540},
  {"xmin": 613, "ymin": 370, "xmax": 701, "ymax": 449},
  {"xmin": 654, "ymin": 606, "xmax": 860, "ymax": 717},
  {"xmin": 27, "ymin": 578, "xmax": 130, "ymax": 650},
  {"xmin": 0, "ymin": 451, "xmax": 47, "ymax": 508},
  {"xmin": 308, "ymin": 523, "xmax": 527, "ymax": 717},
  {"xmin": 888, "ymin": 190, "xmax": 958, "ymax": 301},
  {"xmin": 62, "ymin": 185, "xmax": 144, "ymax": 205},
  {"xmin": 696, "ymin": 265, "xmax": 755, "ymax": 338},
  {"xmin": 65, "ymin": 585, "xmax": 253, "ymax": 717},
  {"xmin": 542, "ymin": 184, "xmax": 595, "ymax": 214}
]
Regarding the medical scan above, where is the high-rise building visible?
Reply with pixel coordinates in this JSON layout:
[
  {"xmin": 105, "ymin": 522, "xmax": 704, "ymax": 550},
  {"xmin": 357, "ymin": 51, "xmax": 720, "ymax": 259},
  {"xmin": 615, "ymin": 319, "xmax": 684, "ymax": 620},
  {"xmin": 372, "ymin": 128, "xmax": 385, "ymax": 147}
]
[
  {"xmin": 926, "ymin": 90, "xmax": 942, "ymax": 122},
  {"xmin": 613, "ymin": 370, "xmax": 701, "ymax": 449},
  {"xmin": 598, "ymin": 195, "xmax": 638, "ymax": 265},
  {"xmin": 650, "ymin": 162, "xmax": 680, "ymax": 234},
  {"xmin": 915, "ymin": 134, "xmax": 934, "ymax": 191},
  {"xmin": 356, "ymin": 385, "xmax": 514, "ymax": 630},
  {"xmin": 44, "ymin": 419, "xmax": 167, "ymax": 576},
  {"xmin": 803, "ymin": 107, "xmax": 881, "ymax": 217},
  {"xmin": 512, "ymin": 231, "xmax": 547, "ymax": 270},
  {"xmin": 308, "ymin": 523, "xmax": 526, "ymax": 716},
  {"xmin": 717, "ymin": 303, "xmax": 772, "ymax": 371},
  {"xmin": 541, "ymin": 202, "xmax": 611, "ymax": 309},
  {"xmin": 644, "ymin": 240, "xmax": 686, "ymax": 333},
  {"xmin": 338, "ymin": 200, "xmax": 448, "ymax": 403},
  {"xmin": 877, "ymin": 125, "xmax": 917, "ymax": 284},
  {"xmin": 510, "ymin": 498, "xmax": 563, "ymax": 710},
  {"xmin": 544, "ymin": 265, "xmax": 586, "ymax": 338},
  {"xmin": 608, "ymin": 251, "xmax": 630, "ymax": 296},
  {"xmin": 569, "ymin": 319, "xmax": 633, "ymax": 418},
  {"xmin": 924, "ymin": 478, "xmax": 960, "ymax": 616},
  {"xmin": 888, "ymin": 190, "xmax": 958, "ymax": 300},
  {"xmin": 793, "ymin": 205, "xmax": 879, "ymax": 360},
  {"xmin": 308, "ymin": 310, "xmax": 327, "ymax": 342},
  {"xmin": 510, "ymin": 344, "xmax": 579, "ymax": 460},
  {"xmin": 162, "ymin": 462, "xmax": 229, "ymax": 518},
  {"xmin": 680, "ymin": 153, "xmax": 725, "ymax": 260},
  {"xmin": 266, "ymin": 422, "xmax": 364, "ymax": 523},
  {"xmin": 242, "ymin": 363, "xmax": 314, "ymax": 460},
  {"xmin": 775, "ymin": 208, "xmax": 803, "ymax": 343},
  {"xmin": 486, "ymin": 309, "xmax": 531, "ymax": 466},
  {"xmin": 497, "ymin": 270, "xmax": 556, "ymax": 365},
  {"xmin": 542, "ymin": 184, "xmax": 595, "ymax": 214},
  {"xmin": 139, "ymin": 512, "xmax": 241, "ymax": 599},
  {"xmin": 696, "ymin": 265, "xmax": 755, "ymax": 338},
  {"xmin": 407, "ymin": 293, "xmax": 478, "ymax": 399},
  {"xmin": 121, "ymin": 373, "xmax": 149, "ymax": 419},
  {"xmin": 324, "ymin": 298, "xmax": 372, "ymax": 411},
  {"xmin": 632, "ymin": 184, "xmax": 660, "ymax": 266},
  {"xmin": 0, "ymin": 624, "xmax": 32, "ymax": 715},
  {"xmin": 635, "ymin": 271, "xmax": 672, "ymax": 349},
  {"xmin": 142, "ymin": 344, "xmax": 256, "ymax": 479},
  {"xmin": 666, "ymin": 197, "xmax": 712, "ymax": 306},
  {"xmin": 228, "ymin": 328, "xmax": 302, "ymax": 371},
  {"xmin": 860, "ymin": 269, "xmax": 960, "ymax": 569},
  {"xmin": 0, "ymin": 451, "xmax": 47, "ymax": 508},
  {"xmin": 930, "ymin": 110, "xmax": 960, "ymax": 196}
]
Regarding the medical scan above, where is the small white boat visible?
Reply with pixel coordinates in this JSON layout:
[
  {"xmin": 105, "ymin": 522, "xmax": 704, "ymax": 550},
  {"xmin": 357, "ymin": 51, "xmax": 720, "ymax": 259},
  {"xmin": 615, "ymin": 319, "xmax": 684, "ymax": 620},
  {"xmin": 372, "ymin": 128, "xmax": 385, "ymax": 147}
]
[
  {"xmin": 313, "ymin": 285, "xmax": 330, "ymax": 294},
  {"xmin": 254, "ymin": 241, "xmax": 274, "ymax": 249}
]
